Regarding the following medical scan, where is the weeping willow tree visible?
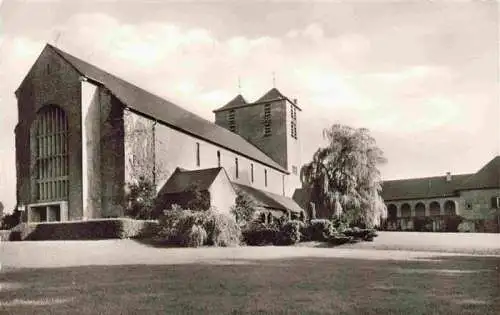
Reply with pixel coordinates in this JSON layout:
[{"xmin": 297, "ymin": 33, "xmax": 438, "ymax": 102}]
[{"xmin": 300, "ymin": 124, "xmax": 387, "ymax": 227}]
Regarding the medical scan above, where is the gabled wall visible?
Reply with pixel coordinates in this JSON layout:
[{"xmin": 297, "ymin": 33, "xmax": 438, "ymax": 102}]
[
  {"xmin": 15, "ymin": 46, "xmax": 83, "ymax": 220},
  {"xmin": 208, "ymin": 170, "xmax": 237, "ymax": 214}
]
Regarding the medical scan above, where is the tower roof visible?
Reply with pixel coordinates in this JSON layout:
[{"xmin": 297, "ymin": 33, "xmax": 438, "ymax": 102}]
[
  {"xmin": 256, "ymin": 87, "xmax": 286, "ymax": 103},
  {"xmin": 212, "ymin": 94, "xmax": 247, "ymax": 113}
]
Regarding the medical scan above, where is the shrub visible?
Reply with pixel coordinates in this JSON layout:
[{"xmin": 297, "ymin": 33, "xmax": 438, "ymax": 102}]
[
  {"xmin": 8, "ymin": 218, "xmax": 158, "ymax": 241},
  {"xmin": 413, "ymin": 217, "xmax": 433, "ymax": 232},
  {"xmin": 307, "ymin": 219, "xmax": 334, "ymax": 241},
  {"xmin": 125, "ymin": 176, "xmax": 157, "ymax": 220},
  {"xmin": 242, "ymin": 223, "xmax": 279, "ymax": 246},
  {"xmin": 331, "ymin": 216, "xmax": 349, "ymax": 233},
  {"xmin": 230, "ymin": 191, "xmax": 257, "ymax": 227},
  {"xmin": 182, "ymin": 224, "xmax": 207, "ymax": 247},
  {"xmin": 0, "ymin": 210, "xmax": 22, "ymax": 230},
  {"xmin": 202, "ymin": 211, "xmax": 241, "ymax": 247},
  {"xmin": 457, "ymin": 220, "xmax": 475, "ymax": 233},
  {"xmin": 156, "ymin": 207, "xmax": 241, "ymax": 247},
  {"xmin": 328, "ymin": 233, "xmax": 353, "ymax": 246},
  {"xmin": 343, "ymin": 228, "xmax": 378, "ymax": 241},
  {"xmin": 277, "ymin": 220, "xmax": 303, "ymax": 245}
]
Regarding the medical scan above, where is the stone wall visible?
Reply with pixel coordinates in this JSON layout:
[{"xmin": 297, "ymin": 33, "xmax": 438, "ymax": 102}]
[{"xmin": 16, "ymin": 47, "xmax": 83, "ymax": 220}]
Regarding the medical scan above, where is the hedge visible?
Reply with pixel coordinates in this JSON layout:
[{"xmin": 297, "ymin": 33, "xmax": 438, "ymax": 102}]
[{"xmin": 8, "ymin": 218, "xmax": 158, "ymax": 241}]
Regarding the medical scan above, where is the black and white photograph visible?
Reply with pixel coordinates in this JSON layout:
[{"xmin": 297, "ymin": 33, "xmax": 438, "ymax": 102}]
[{"xmin": 0, "ymin": 0, "xmax": 499, "ymax": 314}]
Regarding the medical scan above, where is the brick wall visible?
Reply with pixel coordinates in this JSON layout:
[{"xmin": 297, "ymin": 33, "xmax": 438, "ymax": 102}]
[{"xmin": 16, "ymin": 47, "xmax": 83, "ymax": 220}]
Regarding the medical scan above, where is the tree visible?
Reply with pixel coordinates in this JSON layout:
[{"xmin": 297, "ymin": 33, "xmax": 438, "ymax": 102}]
[
  {"xmin": 125, "ymin": 176, "xmax": 157, "ymax": 219},
  {"xmin": 231, "ymin": 191, "xmax": 257, "ymax": 226},
  {"xmin": 300, "ymin": 124, "xmax": 387, "ymax": 227}
]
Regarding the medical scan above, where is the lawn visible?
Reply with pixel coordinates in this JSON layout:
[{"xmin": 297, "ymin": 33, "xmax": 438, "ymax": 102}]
[{"xmin": 1, "ymin": 233, "xmax": 499, "ymax": 314}]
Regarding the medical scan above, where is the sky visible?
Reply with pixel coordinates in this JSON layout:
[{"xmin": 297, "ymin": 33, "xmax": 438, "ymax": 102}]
[{"xmin": 0, "ymin": 0, "xmax": 499, "ymax": 212}]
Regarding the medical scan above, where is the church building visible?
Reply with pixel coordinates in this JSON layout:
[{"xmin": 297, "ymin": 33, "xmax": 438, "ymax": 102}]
[{"xmin": 14, "ymin": 44, "xmax": 305, "ymax": 223}]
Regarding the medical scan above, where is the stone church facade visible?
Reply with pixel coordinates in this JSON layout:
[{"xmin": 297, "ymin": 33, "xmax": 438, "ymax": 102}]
[{"xmin": 15, "ymin": 44, "xmax": 305, "ymax": 223}]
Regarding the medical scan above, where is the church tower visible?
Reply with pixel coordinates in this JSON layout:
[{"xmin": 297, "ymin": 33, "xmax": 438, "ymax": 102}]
[{"xmin": 213, "ymin": 88, "xmax": 302, "ymax": 196}]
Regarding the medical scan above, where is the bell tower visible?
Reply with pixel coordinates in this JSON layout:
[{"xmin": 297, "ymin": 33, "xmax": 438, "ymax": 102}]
[{"xmin": 213, "ymin": 88, "xmax": 302, "ymax": 196}]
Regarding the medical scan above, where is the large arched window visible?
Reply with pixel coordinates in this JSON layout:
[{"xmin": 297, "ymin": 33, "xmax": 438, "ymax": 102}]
[{"xmin": 32, "ymin": 105, "xmax": 69, "ymax": 202}]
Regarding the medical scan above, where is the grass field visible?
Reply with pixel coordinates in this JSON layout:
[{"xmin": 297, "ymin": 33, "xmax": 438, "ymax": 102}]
[{"xmin": 1, "ymin": 232, "xmax": 499, "ymax": 314}]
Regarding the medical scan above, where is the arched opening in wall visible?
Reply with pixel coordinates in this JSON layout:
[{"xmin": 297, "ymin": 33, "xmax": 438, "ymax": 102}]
[
  {"xmin": 387, "ymin": 204, "xmax": 397, "ymax": 220},
  {"xmin": 29, "ymin": 105, "xmax": 69, "ymax": 222},
  {"xmin": 415, "ymin": 202, "xmax": 426, "ymax": 217},
  {"xmin": 401, "ymin": 203, "xmax": 411, "ymax": 217},
  {"xmin": 444, "ymin": 200, "xmax": 456, "ymax": 216},
  {"xmin": 429, "ymin": 201, "xmax": 441, "ymax": 216},
  {"xmin": 32, "ymin": 105, "xmax": 69, "ymax": 202}
]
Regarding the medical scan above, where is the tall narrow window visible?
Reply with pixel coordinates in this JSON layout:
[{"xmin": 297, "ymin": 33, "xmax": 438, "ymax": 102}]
[
  {"xmin": 290, "ymin": 105, "xmax": 297, "ymax": 139},
  {"xmin": 196, "ymin": 142, "xmax": 200, "ymax": 167},
  {"xmin": 251, "ymin": 163, "xmax": 254, "ymax": 183},
  {"xmin": 264, "ymin": 169, "xmax": 268, "ymax": 187},
  {"xmin": 228, "ymin": 109, "xmax": 236, "ymax": 132},
  {"xmin": 217, "ymin": 150, "xmax": 221, "ymax": 167},
  {"xmin": 33, "ymin": 106, "xmax": 69, "ymax": 202},
  {"xmin": 263, "ymin": 104, "xmax": 271, "ymax": 137},
  {"xmin": 235, "ymin": 158, "xmax": 239, "ymax": 179}
]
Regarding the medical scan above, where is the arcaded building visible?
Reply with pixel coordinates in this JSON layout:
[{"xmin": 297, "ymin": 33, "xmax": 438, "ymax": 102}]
[
  {"xmin": 382, "ymin": 156, "xmax": 500, "ymax": 233},
  {"xmin": 15, "ymin": 44, "xmax": 305, "ymax": 223}
]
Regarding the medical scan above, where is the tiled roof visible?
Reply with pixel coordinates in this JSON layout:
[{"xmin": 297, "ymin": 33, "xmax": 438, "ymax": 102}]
[
  {"xmin": 45, "ymin": 44, "xmax": 287, "ymax": 173},
  {"xmin": 214, "ymin": 87, "xmax": 302, "ymax": 113},
  {"xmin": 212, "ymin": 94, "xmax": 247, "ymax": 112},
  {"xmin": 459, "ymin": 156, "xmax": 500, "ymax": 190},
  {"xmin": 158, "ymin": 167, "xmax": 222, "ymax": 194},
  {"xmin": 233, "ymin": 183, "xmax": 304, "ymax": 214},
  {"xmin": 255, "ymin": 87, "xmax": 286, "ymax": 103},
  {"xmin": 381, "ymin": 174, "xmax": 472, "ymax": 201}
]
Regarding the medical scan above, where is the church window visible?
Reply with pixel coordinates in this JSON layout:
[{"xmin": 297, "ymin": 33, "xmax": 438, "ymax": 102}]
[
  {"xmin": 290, "ymin": 105, "xmax": 297, "ymax": 140},
  {"xmin": 251, "ymin": 163, "xmax": 254, "ymax": 183},
  {"xmin": 228, "ymin": 110, "xmax": 236, "ymax": 132},
  {"xmin": 292, "ymin": 165, "xmax": 298, "ymax": 175},
  {"xmin": 263, "ymin": 104, "xmax": 271, "ymax": 137},
  {"xmin": 217, "ymin": 150, "xmax": 221, "ymax": 167},
  {"xmin": 196, "ymin": 142, "xmax": 200, "ymax": 166},
  {"xmin": 235, "ymin": 158, "xmax": 239, "ymax": 179},
  {"xmin": 32, "ymin": 106, "xmax": 69, "ymax": 202},
  {"xmin": 264, "ymin": 169, "xmax": 268, "ymax": 187}
]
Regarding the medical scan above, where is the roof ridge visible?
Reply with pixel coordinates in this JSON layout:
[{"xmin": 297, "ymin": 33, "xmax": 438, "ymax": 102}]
[{"xmin": 44, "ymin": 44, "xmax": 287, "ymax": 173}]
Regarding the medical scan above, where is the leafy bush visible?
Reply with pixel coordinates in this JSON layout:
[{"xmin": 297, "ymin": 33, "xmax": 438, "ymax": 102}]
[
  {"xmin": 276, "ymin": 220, "xmax": 303, "ymax": 245},
  {"xmin": 413, "ymin": 217, "xmax": 433, "ymax": 232},
  {"xmin": 9, "ymin": 218, "xmax": 158, "ymax": 241},
  {"xmin": 183, "ymin": 224, "xmax": 207, "ymax": 247},
  {"xmin": 328, "ymin": 233, "xmax": 353, "ymax": 246},
  {"xmin": 343, "ymin": 227, "xmax": 378, "ymax": 241},
  {"xmin": 125, "ymin": 176, "xmax": 157, "ymax": 220},
  {"xmin": 242, "ymin": 223, "xmax": 279, "ymax": 246},
  {"xmin": 457, "ymin": 220, "xmax": 475, "ymax": 233},
  {"xmin": 331, "ymin": 216, "xmax": 349, "ymax": 233},
  {"xmin": 0, "ymin": 210, "xmax": 22, "ymax": 230},
  {"xmin": 231, "ymin": 191, "xmax": 257, "ymax": 226},
  {"xmin": 307, "ymin": 219, "xmax": 335, "ymax": 241},
  {"xmin": 202, "ymin": 211, "xmax": 241, "ymax": 247},
  {"xmin": 156, "ymin": 207, "xmax": 240, "ymax": 247}
]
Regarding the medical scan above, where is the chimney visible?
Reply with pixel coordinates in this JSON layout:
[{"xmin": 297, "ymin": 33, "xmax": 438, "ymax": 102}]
[
  {"xmin": 293, "ymin": 98, "xmax": 298, "ymax": 105},
  {"xmin": 446, "ymin": 172, "xmax": 452, "ymax": 182}
]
